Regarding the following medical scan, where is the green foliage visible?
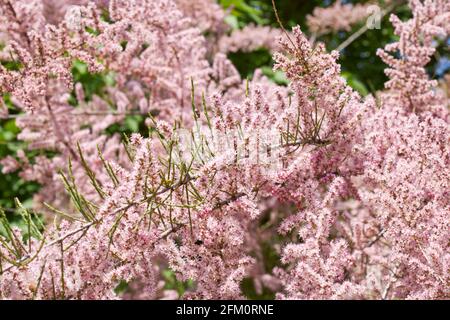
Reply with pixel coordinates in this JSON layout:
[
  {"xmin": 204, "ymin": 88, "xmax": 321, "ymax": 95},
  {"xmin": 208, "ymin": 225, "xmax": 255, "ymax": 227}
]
[
  {"xmin": 240, "ymin": 215, "xmax": 282, "ymax": 300},
  {"xmin": 341, "ymin": 71, "xmax": 369, "ymax": 96},
  {"xmin": 71, "ymin": 61, "xmax": 146, "ymax": 137},
  {"xmin": 162, "ymin": 268, "xmax": 195, "ymax": 296},
  {"xmin": 260, "ymin": 67, "xmax": 288, "ymax": 85},
  {"xmin": 71, "ymin": 60, "xmax": 115, "ymax": 104},
  {"xmin": 0, "ymin": 199, "xmax": 43, "ymax": 254},
  {"xmin": 220, "ymin": 0, "xmax": 268, "ymax": 25},
  {"xmin": 241, "ymin": 277, "xmax": 275, "ymax": 300},
  {"xmin": 105, "ymin": 114, "xmax": 147, "ymax": 136},
  {"xmin": 1, "ymin": 60, "xmax": 22, "ymax": 71},
  {"xmin": 321, "ymin": 16, "xmax": 398, "ymax": 92},
  {"xmin": 114, "ymin": 269, "xmax": 195, "ymax": 297},
  {"xmin": 114, "ymin": 279, "xmax": 129, "ymax": 294},
  {"xmin": 228, "ymin": 48, "xmax": 273, "ymax": 79},
  {"xmin": 0, "ymin": 117, "xmax": 41, "ymax": 212}
]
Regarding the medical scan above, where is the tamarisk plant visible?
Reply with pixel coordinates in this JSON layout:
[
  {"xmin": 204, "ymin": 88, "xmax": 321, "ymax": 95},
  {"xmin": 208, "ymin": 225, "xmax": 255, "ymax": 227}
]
[
  {"xmin": 377, "ymin": 0, "xmax": 450, "ymax": 117},
  {"xmin": 0, "ymin": 0, "xmax": 449, "ymax": 300},
  {"xmin": 0, "ymin": 0, "xmax": 212, "ymax": 212},
  {"xmin": 0, "ymin": 21, "xmax": 370, "ymax": 297}
]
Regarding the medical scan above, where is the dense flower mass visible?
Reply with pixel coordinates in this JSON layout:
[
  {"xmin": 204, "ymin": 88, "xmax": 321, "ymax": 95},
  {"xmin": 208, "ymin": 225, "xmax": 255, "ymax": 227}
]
[{"xmin": 0, "ymin": 0, "xmax": 448, "ymax": 300}]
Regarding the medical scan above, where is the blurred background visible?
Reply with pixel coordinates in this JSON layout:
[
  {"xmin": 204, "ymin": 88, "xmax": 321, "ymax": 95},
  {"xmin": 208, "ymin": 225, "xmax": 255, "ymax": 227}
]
[{"xmin": 220, "ymin": 0, "xmax": 448, "ymax": 92}]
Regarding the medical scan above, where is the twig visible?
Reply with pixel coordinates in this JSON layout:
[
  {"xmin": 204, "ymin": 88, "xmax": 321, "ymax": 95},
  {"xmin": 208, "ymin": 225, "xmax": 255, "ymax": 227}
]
[
  {"xmin": 271, "ymin": 0, "xmax": 296, "ymax": 50},
  {"xmin": 381, "ymin": 268, "xmax": 397, "ymax": 300},
  {"xmin": 158, "ymin": 224, "xmax": 185, "ymax": 240},
  {"xmin": 335, "ymin": 1, "xmax": 402, "ymax": 52},
  {"xmin": 213, "ymin": 192, "xmax": 246, "ymax": 210},
  {"xmin": 111, "ymin": 175, "xmax": 196, "ymax": 215},
  {"xmin": 45, "ymin": 97, "xmax": 78, "ymax": 160},
  {"xmin": 0, "ymin": 221, "xmax": 95, "ymax": 274},
  {"xmin": 45, "ymin": 222, "xmax": 95, "ymax": 248},
  {"xmin": 366, "ymin": 228, "xmax": 386, "ymax": 248}
]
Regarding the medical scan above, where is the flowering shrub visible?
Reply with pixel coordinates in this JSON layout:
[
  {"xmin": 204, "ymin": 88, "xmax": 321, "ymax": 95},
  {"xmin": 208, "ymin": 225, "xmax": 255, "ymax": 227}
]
[{"xmin": 0, "ymin": 0, "xmax": 448, "ymax": 300}]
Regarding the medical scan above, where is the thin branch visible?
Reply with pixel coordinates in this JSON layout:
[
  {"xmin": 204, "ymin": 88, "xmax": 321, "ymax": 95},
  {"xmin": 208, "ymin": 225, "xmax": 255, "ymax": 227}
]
[
  {"xmin": 45, "ymin": 222, "xmax": 95, "ymax": 248},
  {"xmin": 213, "ymin": 192, "xmax": 246, "ymax": 210},
  {"xmin": 111, "ymin": 174, "xmax": 196, "ymax": 216},
  {"xmin": 271, "ymin": 0, "xmax": 296, "ymax": 50},
  {"xmin": 158, "ymin": 224, "xmax": 185, "ymax": 241},
  {"xmin": 366, "ymin": 228, "xmax": 386, "ymax": 248}
]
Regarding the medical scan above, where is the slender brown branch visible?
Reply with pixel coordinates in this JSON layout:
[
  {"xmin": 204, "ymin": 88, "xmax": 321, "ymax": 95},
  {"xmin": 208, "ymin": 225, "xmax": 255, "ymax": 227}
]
[{"xmin": 271, "ymin": 0, "xmax": 296, "ymax": 50}]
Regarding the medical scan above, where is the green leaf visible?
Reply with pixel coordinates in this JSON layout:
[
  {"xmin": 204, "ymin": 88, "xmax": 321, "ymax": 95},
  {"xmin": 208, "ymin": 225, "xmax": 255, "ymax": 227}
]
[
  {"xmin": 224, "ymin": 15, "xmax": 239, "ymax": 30},
  {"xmin": 341, "ymin": 72, "xmax": 369, "ymax": 96}
]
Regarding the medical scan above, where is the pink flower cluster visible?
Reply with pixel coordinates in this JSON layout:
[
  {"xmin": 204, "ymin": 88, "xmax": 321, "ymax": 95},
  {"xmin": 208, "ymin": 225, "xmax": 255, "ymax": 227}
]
[
  {"xmin": 218, "ymin": 25, "xmax": 286, "ymax": 54},
  {"xmin": 0, "ymin": 0, "xmax": 448, "ymax": 300},
  {"xmin": 306, "ymin": 0, "xmax": 374, "ymax": 35},
  {"xmin": 377, "ymin": 0, "xmax": 450, "ymax": 117}
]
